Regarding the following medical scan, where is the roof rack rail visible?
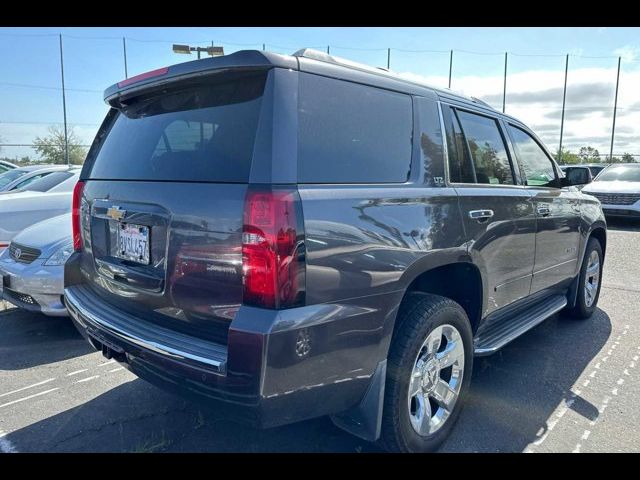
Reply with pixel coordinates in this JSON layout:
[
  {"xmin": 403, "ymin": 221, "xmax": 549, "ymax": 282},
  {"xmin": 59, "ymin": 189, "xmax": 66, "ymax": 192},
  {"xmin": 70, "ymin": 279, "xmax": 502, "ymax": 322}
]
[
  {"xmin": 470, "ymin": 96, "xmax": 495, "ymax": 110},
  {"xmin": 292, "ymin": 48, "xmax": 394, "ymax": 77},
  {"xmin": 292, "ymin": 48, "xmax": 496, "ymax": 111}
]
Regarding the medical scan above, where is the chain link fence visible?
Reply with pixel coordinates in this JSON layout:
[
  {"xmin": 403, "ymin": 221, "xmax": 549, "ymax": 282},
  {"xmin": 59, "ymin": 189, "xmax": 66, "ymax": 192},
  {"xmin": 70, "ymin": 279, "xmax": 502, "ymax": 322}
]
[{"xmin": 1, "ymin": 31, "xmax": 639, "ymax": 166}]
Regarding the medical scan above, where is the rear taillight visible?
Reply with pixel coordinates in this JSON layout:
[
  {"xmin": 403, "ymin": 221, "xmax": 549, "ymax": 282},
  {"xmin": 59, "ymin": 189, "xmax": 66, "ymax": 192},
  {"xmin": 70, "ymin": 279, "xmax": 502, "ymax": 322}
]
[
  {"xmin": 242, "ymin": 186, "xmax": 305, "ymax": 309},
  {"xmin": 72, "ymin": 181, "xmax": 85, "ymax": 251}
]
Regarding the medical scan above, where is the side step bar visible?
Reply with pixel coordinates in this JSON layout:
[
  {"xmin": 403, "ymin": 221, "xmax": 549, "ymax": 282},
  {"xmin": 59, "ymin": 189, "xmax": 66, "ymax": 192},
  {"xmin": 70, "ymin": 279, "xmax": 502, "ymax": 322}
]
[{"xmin": 474, "ymin": 295, "xmax": 567, "ymax": 356}]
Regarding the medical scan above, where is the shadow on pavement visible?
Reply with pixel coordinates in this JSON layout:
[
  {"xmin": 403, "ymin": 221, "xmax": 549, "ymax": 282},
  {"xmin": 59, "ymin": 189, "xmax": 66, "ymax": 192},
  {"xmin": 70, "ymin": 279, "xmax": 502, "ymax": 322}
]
[
  {"xmin": 0, "ymin": 306, "xmax": 91, "ymax": 370},
  {"xmin": 4, "ymin": 376, "xmax": 374, "ymax": 452},
  {"xmin": 441, "ymin": 308, "xmax": 611, "ymax": 452},
  {"xmin": 5, "ymin": 308, "xmax": 611, "ymax": 452}
]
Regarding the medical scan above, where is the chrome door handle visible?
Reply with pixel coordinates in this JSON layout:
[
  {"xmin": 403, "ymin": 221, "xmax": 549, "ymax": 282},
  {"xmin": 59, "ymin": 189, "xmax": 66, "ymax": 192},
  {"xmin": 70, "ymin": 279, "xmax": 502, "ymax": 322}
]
[
  {"xmin": 537, "ymin": 204, "xmax": 551, "ymax": 216},
  {"xmin": 468, "ymin": 209, "xmax": 494, "ymax": 223}
]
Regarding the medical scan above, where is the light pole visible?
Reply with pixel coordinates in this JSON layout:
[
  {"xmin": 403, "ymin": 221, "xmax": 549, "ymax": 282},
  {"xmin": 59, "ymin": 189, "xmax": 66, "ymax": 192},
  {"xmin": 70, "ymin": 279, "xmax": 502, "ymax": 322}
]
[{"xmin": 172, "ymin": 44, "xmax": 224, "ymax": 60}]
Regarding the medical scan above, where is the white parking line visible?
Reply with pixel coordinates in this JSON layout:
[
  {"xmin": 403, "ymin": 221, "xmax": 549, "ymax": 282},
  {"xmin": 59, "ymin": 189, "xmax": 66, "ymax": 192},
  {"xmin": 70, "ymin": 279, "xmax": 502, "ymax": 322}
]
[
  {"xmin": 0, "ymin": 430, "xmax": 18, "ymax": 453},
  {"xmin": 108, "ymin": 367, "xmax": 125, "ymax": 373},
  {"xmin": 66, "ymin": 369, "xmax": 88, "ymax": 377},
  {"xmin": 75, "ymin": 375, "xmax": 100, "ymax": 384},
  {"xmin": 0, "ymin": 378, "xmax": 56, "ymax": 398},
  {"xmin": 0, "ymin": 388, "xmax": 59, "ymax": 409},
  {"xmin": 97, "ymin": 360, "xmax": 115, "ymax": 367}
]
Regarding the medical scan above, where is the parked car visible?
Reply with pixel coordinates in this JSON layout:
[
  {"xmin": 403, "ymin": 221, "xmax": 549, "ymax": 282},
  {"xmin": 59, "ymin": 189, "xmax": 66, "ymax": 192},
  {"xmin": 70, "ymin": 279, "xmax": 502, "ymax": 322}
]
[
  {"xmin": 582, "ymin": 163, "xmax": 640, "ymax": 218},
  {"xmin": 0, "ymin": 160, "xmax": 18, "ymax": 174},
  {"xmin": 0, "ymin": 214, "xmax": 71, "ymax": 316},
  {"xmin": 0, "ymin": 168, "xmax": 80, "ymax": 197},
  {"xmin": 64, "ymin": 48, "xmax": 606, "ymax": 453},
  {"xmin": 560, "ymin": 163, "xmax": 608, "ymax": 180},
  {"xmin": 0, "ymin": 170, "xmax": 79, "ymax": 251},
  {"xmin": 0, "ymin": 164, "xmax": 72, "ymax": 192}
]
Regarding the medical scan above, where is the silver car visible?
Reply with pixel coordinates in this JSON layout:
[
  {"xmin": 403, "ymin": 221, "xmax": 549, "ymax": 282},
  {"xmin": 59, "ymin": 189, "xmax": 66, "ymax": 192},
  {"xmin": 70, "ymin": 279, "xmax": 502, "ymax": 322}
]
[
  {"xmin": 0, "ymin": 213, "xmax": 72, "ymax": 316},
  {"xmin": 582, "ymin": 163, "xmax": 640, "ymax": 219},
  {"xmin": 0, "ymin": 170, "xmax": 79, "ymax": 251},
  {"xmin": 0, "ymin": 164, "xmax": 72, "ymax": 192}
]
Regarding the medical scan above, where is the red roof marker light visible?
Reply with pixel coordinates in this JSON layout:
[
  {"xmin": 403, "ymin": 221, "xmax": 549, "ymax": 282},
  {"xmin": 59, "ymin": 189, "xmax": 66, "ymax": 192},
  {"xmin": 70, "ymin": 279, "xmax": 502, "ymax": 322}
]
[{"xmin": 117, "ymin": 67, "xmax": 169, "ymax": 88}]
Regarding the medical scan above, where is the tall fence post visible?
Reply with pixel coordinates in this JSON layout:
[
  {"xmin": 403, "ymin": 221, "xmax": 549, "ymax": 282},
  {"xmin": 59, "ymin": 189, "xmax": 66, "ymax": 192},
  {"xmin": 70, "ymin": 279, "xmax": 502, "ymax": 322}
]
[
  {"xmin": 58, "ymin": 33, "xmax": 69, "ymax": 165},
  {"xmin": 262, "ymin": 43, "xmax": 265, "ymax": 51},
  {"xmin": 387, "ymin": 48, "xmax": 391, "ymax": 70},
  {"xmin": 327, "ymin": 45, "xmax": 330, "ymax": 55},
  {"xmin": 448, "ymin": 50, "xmax": 453, "ymax": 89},
  {"xmin": 609, "ymin": 56, "xmax": 621, "ymax": 163},
  {"xmin": 502, "ymin": 52, "xmax": 508, "ymax": 113},
  {"xmin": 122, "ymin": 37, "xmax": 128, "ymax": 79},
  {"xmin": 558, "ymin": 54, "xmax": 569, "ymax": 161}
]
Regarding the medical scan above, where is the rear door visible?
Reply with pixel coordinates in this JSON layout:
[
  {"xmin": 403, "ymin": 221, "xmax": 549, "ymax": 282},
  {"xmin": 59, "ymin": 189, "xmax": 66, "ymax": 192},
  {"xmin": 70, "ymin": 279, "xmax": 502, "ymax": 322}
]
[
  {"xmin": 442, "ymin": 104, "xmax": 536, "ymax": 316},
  {"xmin": 78, "ymin": 68, "xmax": 271, "ymax": 343},
  {"xmin": 505, "ymin": 123, "xmax": 582, "ymax": 294}
]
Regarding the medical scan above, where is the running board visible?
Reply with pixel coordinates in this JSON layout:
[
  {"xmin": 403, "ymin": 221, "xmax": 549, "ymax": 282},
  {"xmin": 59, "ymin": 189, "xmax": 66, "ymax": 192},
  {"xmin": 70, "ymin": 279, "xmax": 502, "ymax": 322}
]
[{"xmin": 474, "ymin": 295, "xmax": 567, "ymax": 356}]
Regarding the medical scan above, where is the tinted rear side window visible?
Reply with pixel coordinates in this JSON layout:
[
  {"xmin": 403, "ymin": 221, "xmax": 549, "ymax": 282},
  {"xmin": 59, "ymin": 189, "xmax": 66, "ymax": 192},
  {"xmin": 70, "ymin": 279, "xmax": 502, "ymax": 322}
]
[
  {"xmin": 298, "ymin": 73, "xmax": 412, "ymax": 183},
  {"xmin": 443, "ymin": 106, "xmax": 475, "ymax": 183},
  {"xmin": 22, "ymin": 171, "xmax": 73, "ymax": 192},
  {"xmin": 88, "ymin": 71, "xmax": 267, "ymax": 182},
  {"xmin": 456, "ymin": 110, "xmax": 514, "ymax": 185}
]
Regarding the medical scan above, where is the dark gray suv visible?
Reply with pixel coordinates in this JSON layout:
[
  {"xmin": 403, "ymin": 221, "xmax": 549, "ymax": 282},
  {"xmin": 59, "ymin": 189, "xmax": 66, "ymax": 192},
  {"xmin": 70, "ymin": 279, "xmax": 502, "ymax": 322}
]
[{"xmin": 64, "ymin": 48, "xmax": 606, "ymax": 452}]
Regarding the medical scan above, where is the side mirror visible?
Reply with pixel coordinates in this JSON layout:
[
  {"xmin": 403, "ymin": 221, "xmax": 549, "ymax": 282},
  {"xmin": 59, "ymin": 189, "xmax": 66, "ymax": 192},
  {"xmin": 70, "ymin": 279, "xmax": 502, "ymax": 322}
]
[{"xmin": 562, "ymin": 166, "xmax": 593, "ymax": 186}]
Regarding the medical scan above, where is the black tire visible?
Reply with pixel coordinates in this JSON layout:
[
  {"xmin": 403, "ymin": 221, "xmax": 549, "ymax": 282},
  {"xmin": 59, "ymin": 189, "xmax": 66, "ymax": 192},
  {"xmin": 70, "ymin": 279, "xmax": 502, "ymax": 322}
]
[
  {"xmin": 379, "ymin": 293, "xmax": 473, "ymax": 453},
  {"xmin": 564, "ymin": 237, "xmax": 603, "ymax": 319}
]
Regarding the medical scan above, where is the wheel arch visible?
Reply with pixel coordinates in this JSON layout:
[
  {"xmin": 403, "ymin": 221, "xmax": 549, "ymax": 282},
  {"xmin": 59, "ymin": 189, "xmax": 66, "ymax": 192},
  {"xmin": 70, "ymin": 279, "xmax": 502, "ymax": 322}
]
[
  {"xmin": 589, "ymin": 225, "xmax": 607, "ymax": 259},
  {"xmin": 394, "ymin": 260, "xmax": 484, "ymax": 336}
]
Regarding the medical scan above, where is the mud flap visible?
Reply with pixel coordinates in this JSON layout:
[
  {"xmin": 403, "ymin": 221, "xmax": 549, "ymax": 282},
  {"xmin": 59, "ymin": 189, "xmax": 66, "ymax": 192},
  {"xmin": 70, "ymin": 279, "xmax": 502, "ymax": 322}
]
[{"xmin": 330, "ymin": 359, "xmax": 386, "ymax": 442}]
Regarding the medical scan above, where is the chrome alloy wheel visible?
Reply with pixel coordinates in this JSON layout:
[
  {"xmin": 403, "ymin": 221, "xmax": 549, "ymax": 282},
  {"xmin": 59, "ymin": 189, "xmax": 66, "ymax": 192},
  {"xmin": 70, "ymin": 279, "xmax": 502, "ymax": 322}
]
[
  {"xmin": 584, "ymin": 250, "xmax": 601, "ymax": 308},
  {"xmin": 407, "ymin": 324, "xmax": 465, "ymax": 436}
]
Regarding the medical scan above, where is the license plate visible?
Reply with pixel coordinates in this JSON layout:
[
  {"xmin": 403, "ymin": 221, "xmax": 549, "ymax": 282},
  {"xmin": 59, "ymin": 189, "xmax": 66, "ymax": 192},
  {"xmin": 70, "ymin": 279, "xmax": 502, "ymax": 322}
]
[{"xmin": 115, "ymin": 223, "xmax": 150, "ymax": 265}]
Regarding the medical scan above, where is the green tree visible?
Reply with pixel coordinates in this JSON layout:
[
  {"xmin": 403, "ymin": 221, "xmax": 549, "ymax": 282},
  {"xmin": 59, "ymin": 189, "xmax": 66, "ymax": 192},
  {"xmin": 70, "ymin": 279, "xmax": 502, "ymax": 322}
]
[
  {"xmin": 17, "ymin": 155, "xmax": 33, "ymax": 166},
  {"xmin": 578, "ymin": 146, "xmax": 601, "ymax": 163},
  {"xmin": 33, "ymin": 126, "xmax": 87, "ymax": 165},
  {"xmin": 554, "ymin": 147, "xmax": 581, "ymax": 165},
  {"xmin": 621, "ymin": 153, "xmax": 636, "ymax": 163}
]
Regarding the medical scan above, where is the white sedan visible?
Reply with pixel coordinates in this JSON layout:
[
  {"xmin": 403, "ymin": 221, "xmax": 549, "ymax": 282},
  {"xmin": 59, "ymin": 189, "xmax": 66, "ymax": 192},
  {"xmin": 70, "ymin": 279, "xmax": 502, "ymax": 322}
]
[{"xmin": 0, "ymin": 170, "xmax": 80, "ymax": 251}]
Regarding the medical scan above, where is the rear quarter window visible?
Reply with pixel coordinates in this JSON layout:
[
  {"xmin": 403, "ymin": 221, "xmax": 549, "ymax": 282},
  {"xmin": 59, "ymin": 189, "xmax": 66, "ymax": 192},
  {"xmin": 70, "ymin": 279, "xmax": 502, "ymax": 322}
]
[{"xmin": 297, "ymin": 73, "xmax": 413, "ymax": 184}]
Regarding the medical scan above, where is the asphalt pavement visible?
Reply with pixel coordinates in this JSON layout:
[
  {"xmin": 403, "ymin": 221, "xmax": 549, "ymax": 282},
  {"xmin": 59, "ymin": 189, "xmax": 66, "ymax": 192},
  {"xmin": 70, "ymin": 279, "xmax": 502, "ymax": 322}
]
[{"xmin": 1, "ymin": 218, "xmax": 639, "ymax": 453}]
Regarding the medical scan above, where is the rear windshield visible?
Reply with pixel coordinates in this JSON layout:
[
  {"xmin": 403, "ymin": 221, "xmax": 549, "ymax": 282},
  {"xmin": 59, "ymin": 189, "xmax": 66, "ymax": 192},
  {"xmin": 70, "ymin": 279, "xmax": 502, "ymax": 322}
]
[
  {"xmin": 88, "ymin": 71, "xmax": 267, "ymax": 183},
  {"xmin": 48, "ymin": 172, "xmax": 80, "ymax": 192}
]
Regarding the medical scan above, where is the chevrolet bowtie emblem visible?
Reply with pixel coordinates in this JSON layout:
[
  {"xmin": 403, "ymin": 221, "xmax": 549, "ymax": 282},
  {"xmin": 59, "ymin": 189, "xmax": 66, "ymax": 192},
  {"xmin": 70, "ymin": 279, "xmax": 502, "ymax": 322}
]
[{"xmin": 106, "ymin": 206, "xmax": 126, "ymax": 221}]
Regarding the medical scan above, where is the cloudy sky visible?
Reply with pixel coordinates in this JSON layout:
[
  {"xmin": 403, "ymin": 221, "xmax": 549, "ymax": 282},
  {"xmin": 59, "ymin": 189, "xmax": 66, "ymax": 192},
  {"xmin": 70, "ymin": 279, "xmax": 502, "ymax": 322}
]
[{"xmin": 1, "ymin": 27, "xmax": 639, "ymax": 160}]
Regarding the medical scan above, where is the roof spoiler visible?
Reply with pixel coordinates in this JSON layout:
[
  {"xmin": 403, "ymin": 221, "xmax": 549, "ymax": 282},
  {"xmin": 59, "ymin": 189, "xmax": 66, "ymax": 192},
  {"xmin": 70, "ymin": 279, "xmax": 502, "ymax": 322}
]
[{"xmin": 103, "ymin": 50, "xmax": 298, "ymax": 107}]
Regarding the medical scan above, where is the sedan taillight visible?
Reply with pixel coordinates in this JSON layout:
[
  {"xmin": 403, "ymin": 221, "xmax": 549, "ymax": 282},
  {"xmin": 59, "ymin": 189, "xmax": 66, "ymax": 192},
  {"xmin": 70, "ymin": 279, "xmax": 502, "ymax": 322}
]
[{"xmin": 72, "ymin": 181, "xmax": 85, "ymax": 251}]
